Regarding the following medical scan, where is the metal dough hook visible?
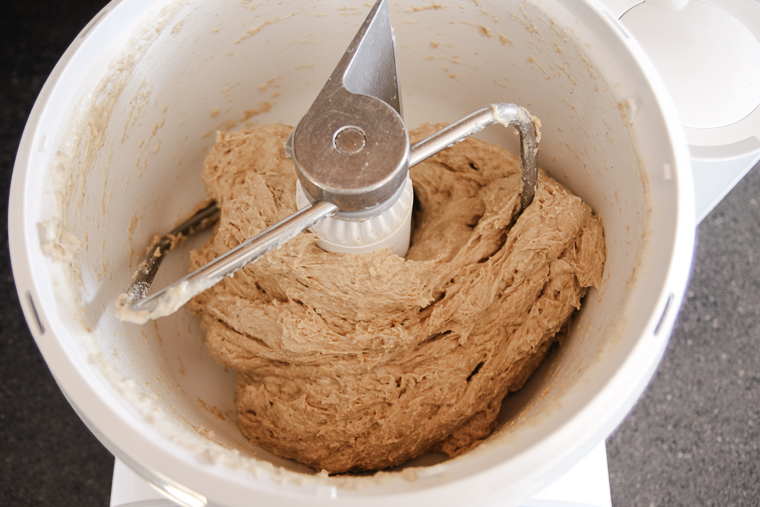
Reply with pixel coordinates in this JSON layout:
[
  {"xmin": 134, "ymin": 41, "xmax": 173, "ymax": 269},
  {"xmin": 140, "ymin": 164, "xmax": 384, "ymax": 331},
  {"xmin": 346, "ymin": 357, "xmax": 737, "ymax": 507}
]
[{"xmin": 115, "ymin": 0, "xmax": 539, "ymax": 324}]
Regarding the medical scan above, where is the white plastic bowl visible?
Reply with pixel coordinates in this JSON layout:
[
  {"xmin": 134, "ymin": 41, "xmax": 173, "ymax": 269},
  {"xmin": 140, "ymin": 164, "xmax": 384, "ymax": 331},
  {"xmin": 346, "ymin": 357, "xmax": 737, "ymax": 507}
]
[{"xmin": 9, "ymin": 1, "xmax": 694, "ymax": 506}]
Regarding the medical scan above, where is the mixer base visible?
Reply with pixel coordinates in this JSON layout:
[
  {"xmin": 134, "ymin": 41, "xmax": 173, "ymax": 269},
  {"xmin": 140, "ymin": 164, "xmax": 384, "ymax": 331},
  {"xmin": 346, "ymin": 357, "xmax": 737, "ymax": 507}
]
[{"xmin": 109, "ymin": 443, "xmax": 612, "ymax": 507}]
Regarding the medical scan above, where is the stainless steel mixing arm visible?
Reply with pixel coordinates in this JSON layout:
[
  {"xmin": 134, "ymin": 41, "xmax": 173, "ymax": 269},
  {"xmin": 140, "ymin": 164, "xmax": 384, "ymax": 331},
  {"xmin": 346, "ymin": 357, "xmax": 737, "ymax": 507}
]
[{"xmin": 115, "ymin": 0, "xmax": 539, "ymax": 323}]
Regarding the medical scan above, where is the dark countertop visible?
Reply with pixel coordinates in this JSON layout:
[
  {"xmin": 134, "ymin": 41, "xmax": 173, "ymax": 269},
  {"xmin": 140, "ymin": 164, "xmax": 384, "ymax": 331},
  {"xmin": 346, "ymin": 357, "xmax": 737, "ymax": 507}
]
[{"xmin": 0, "ymin": 1, "xmax": 757, "ymax": 505}]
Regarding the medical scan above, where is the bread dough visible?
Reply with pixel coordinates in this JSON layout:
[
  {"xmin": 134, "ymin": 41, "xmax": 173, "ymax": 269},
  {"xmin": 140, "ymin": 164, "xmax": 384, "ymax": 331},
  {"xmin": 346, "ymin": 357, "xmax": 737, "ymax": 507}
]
[{"xmin": 190, "ymin": 123, "xmax": 605, "ymax": 474}]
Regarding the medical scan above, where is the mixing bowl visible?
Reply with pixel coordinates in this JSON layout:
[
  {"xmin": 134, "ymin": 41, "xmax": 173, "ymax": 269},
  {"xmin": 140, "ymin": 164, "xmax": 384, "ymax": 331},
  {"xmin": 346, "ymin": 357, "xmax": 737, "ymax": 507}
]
[{"xmin": 9, "ymin": 0, "xmax": 694, "ymax": 505}]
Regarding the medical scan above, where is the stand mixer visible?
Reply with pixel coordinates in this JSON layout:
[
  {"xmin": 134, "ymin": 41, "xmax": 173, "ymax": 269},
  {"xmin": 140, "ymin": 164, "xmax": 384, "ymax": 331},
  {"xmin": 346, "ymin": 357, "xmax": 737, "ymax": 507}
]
[
  {"xmin": 7, "ymin": 2, "xmax": 756, "ymax": 505},
  {"xmin": 110, "ymin": 0, "xmax": 760, "ymax": 504}
]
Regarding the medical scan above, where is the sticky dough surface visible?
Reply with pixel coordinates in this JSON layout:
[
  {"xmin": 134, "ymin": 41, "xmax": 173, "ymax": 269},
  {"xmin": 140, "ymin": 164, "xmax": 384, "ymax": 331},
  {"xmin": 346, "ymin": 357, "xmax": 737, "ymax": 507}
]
[{"xmin": 190, "ymin": 124, "xmax": 606, "ymax": 473}]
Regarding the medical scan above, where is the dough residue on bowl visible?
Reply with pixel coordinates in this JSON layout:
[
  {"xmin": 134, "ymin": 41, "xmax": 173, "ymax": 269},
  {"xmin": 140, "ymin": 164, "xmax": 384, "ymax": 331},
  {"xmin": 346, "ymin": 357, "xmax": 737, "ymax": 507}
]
[{"xmin": 190, "ymin": 123, "xmax": 605, "ymax": 473}]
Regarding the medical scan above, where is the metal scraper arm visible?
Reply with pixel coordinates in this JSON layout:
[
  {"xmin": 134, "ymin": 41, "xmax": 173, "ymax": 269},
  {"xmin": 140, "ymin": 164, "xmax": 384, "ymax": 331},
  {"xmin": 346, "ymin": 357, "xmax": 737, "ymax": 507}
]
[
  {"xmin": 411, "ymin": 103, "xmax": 539, "ymax": 210},
  {"xmin": 116, "ymin": 103, "xmax": 538, "ymax": 323}
]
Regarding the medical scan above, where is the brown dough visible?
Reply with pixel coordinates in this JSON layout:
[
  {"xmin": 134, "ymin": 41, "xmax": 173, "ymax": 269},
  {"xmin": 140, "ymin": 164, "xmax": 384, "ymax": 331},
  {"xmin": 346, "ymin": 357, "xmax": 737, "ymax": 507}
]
[{"xmin": 190, "ymin": 123, "xmax": 605, "ymax": 473}]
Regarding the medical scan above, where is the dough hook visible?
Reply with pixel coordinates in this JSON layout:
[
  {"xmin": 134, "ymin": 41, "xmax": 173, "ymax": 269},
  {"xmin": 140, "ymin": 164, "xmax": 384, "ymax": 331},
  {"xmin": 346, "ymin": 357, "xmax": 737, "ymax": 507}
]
[{"xmin": 115, "ymin": 0, "xmax": 539, "ymax": 323}]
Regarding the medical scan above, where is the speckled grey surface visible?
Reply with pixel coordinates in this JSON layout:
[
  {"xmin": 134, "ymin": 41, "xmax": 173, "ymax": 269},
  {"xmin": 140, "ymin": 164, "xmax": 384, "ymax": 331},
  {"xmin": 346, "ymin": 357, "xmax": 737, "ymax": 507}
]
[
  {"xmin": 606, "ymin": 166, "xmax": 760, "ymax": 506},
  {"xmin": 0, "ymin": 1, "xmax": 758, "ymax": 506}
]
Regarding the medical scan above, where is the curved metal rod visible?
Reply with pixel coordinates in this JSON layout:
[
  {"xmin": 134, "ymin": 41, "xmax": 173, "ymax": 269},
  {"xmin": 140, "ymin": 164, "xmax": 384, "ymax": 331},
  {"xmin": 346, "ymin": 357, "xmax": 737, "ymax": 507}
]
[
  {"xmin": 116, "ymin": 200, "xmax": 338, "ymax": 323},
  {"xmin": 120, "ymin": 200, "xmax": 220, "ymax": 304},
  {"xmin": 116, "ymin": 103, "xmax": 539, "ymax": 323},
  {"xmin": 410, "ymin": 103, "xmax": 539, "ymax": 210}
]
